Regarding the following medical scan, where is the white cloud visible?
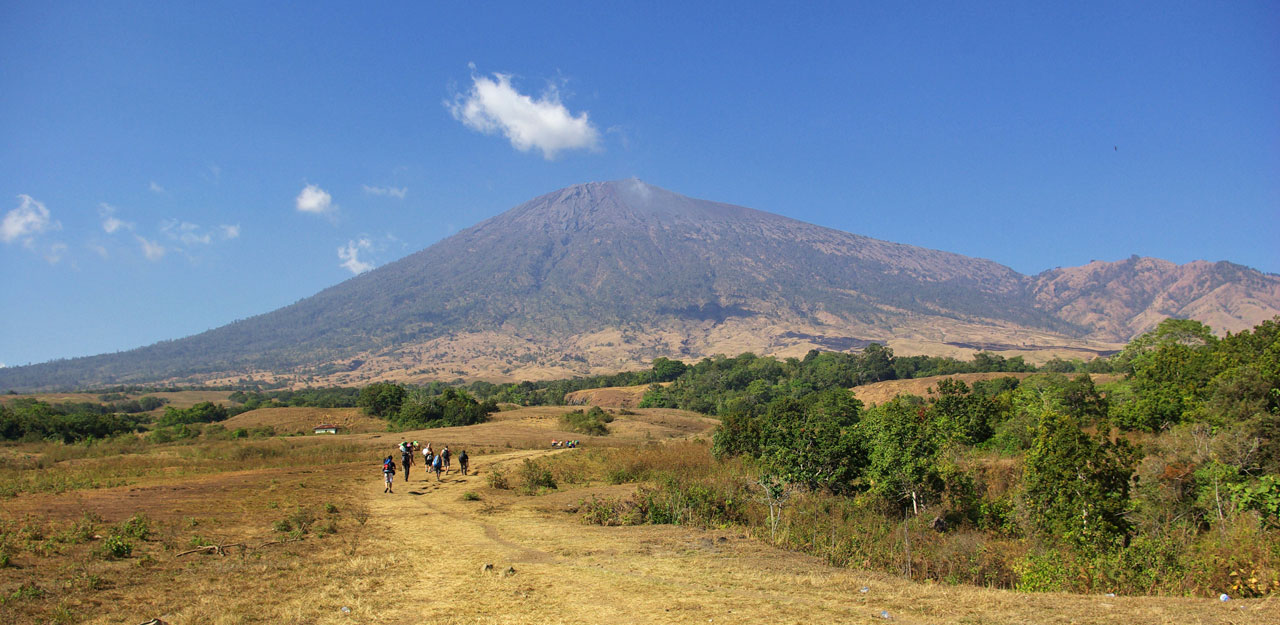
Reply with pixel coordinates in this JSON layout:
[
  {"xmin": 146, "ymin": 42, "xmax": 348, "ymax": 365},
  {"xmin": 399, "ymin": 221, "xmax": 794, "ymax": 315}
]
[
  {"xmin": 338, "ymin": 238, "xmax": 374, "ymax": 275},
  {"xmin": 2, "ymin": 195, "xmax": 58, "ymax": 243},
  {"xmin": 88, "ymin": 243, "xmax": 109, "ymax": 259},
  {"xmin": 362, "ymin": 185, "xmax": 408, "ymax": 199},
  {"xmin": 160, "ymin": 219, "xmax": 213, "ymax": 246},
  {"xmin": 296, "ymin": 184, "xmax": 335, "ymax": 215},
  {"xmin": 447, "ymin": 71, "xmax": 600, "ymax": 159},
  {"xmin": 220, "ymin": 224, "xmax": 240, "ymax": 239},
  {"xmin": 149, "ymin": 181, "xmax": 165, "ymax": 193},
  {"xmin": 136, "ymin": 235, "xmax": 165, "ymax": 261},
  {"xmin": 44, "ymin": 242, "xmax": 67, "ymax": 264},
  {"xmin": 99, "ymin": 203, "xmax": 134, "ymax": 234}
]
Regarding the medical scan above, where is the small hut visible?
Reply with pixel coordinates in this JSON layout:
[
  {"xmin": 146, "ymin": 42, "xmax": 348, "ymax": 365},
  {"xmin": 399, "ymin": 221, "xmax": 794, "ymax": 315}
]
[{"xmin": 313, "ymin": 424, "xmax": 339, "ymax": 435}]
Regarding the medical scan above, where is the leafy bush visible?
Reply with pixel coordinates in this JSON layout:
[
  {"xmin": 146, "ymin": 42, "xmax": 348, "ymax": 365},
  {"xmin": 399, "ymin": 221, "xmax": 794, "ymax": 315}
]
[
  {"xmin": 560, "ymin": 407, "xmax": 613, "ymax": 435},
  {"xmin": 97, "ymin": 534, "xmax": 133, "ymax": 560},
  {"xmin": 518, "ymin": 459, "xmax": 557, "ymax": 494},
  {"xmin": 486, "ymin": 468, "xmax": 510, "ymax": 490},
  {"xmin": 116, "ymin": 513, "xmax": 151, "ymax": 540}
]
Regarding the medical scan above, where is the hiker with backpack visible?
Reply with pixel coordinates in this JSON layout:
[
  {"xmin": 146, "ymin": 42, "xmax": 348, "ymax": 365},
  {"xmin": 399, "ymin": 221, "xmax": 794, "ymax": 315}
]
[
  {"xmin": 401, "ymin": 443, "xmax": 414, "ymax": 482},
  {"xmin": 432, "ymin": 451, "xmax": 444, "ymax": 481},
  {"xmin": 382, "ymin": 455, "xmax": 396, "ymax": 493},
  {"xmin": 441, "ymin": 446, "xmax": 452, "ymax": 474},
  {"xmin": 422, "ymin": 443, "xmax": 433, "ymax": 478},
  {"xmin": 458, "ymin": 449, "xmax": 469, "ymax": 476}
]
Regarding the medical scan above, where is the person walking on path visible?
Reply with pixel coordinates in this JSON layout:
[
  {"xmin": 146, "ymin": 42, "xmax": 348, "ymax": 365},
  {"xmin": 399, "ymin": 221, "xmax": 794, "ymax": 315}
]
[
  {"xmin": 458, "ymin": 450, "xmax": 470, "ymax": 476},
  {"xmin": 441, "ymin": 446, "xmax": 452, "ymax": 475},
  {"xmin": 401, "ymin": 443, "xmax": 414, "ymax": 482},
  {"xmin": 382, "ymin": 455, "xmax": 396, "ymax": 493},
  {"xmin": 432, "ymin": 452, "xmax": 444, "ymax": 481}
]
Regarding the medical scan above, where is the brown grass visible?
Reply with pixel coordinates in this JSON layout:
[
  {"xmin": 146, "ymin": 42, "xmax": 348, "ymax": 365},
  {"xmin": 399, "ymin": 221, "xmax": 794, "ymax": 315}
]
[
  {"xmin": 564, "ymin": 383, "xmax": 669, "ymax": 409},
  {"xmin": 852, "ymin": 372, "xmax": 1123, "ymax": 406},
  {"xmin": 3, "ymin": 418, "xmax": 1275, "ymax": 624},
  {"xmin": 221, "ymin": 406, "xmax": 382, "ymax": 434}
]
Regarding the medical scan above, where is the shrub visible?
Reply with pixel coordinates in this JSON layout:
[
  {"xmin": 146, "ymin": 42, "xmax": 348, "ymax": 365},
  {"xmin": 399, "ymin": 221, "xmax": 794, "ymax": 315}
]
[
  {"xmin": 561, "ymin": 406, "xmax": 614, "ymax": 436},
  {"xmin": 116, "ymin": 513, "xmax": 151, "ymax": 540},
  {"xmin": 486, "ymin": 467, "xmax": 511, "ymax": 490},
  {"xmin": 461, "ymin": 491, "xmax": 481, "ymax": 501},
  {"xmin": 518, "ymin": 459, "xmax": 557, "ymax": 494},
  {"xmin": 97, "ymin": 534, "xmax": 133, "ymax": 560},
  {"xmin": 1014, "ymin": 550, "xmax": 1073, "ymax": 592}
]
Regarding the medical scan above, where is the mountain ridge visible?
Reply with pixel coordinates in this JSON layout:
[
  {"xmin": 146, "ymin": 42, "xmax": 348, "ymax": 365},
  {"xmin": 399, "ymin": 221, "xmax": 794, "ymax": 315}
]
[{"xmin": 2, "ymin": 180, "xmax": 1276, "ymax": 390}]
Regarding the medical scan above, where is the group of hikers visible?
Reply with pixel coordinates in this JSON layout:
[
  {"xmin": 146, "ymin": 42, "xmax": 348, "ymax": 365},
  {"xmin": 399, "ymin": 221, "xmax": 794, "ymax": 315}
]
[
  {"xmin": 382, "ymin": 440, "xmax": 469, "ymax": 493},
  {"xmin": 550, "ymin": 439, "xmax": 580, "ymax": 448}
]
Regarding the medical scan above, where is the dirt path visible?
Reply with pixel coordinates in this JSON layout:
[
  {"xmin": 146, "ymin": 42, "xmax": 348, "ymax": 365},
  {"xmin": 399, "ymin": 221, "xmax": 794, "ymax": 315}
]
[{"xmin": 345, "ymin": 449, "xmax": 1275, "ymax": 625}]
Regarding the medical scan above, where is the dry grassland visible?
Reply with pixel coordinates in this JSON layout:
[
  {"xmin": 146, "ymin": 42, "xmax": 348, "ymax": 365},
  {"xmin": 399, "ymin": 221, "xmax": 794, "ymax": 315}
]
[
  {"xmin": 851, "ymin": 372, "xmax": 1123, "ymax": 406},
  {"xmin": 221, "ymin": 407, "xmax": 383, "ymax": 435},
  {"xmin": 564, "ymin": 384, "xmax": 664, "ymax": 409},
  {"xmin": 2, "ymin": 408, "xmax": 1275, "ymax": 624}
]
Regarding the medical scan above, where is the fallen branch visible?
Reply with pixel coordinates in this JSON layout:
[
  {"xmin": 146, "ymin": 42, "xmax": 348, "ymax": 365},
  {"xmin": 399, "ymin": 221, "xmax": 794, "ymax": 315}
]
[{"xmin": 175, "ymin": 537, "xmax": 297, "ymax": 557}]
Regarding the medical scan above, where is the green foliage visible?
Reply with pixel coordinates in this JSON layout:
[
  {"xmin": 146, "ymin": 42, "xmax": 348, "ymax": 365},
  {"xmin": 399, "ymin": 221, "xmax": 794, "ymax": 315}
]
[
  {"xmin": 862, "ymin": 398, "xmax": 943, "ymax": 513},
  {"xmin": 560, "ymin": 406, "xmax": 613, "ymax": 435},
  {"xmin": 1228, "ymin": 475, "xmax": 1280, "ymax": 526},
  {"xmin": 97, "ymin": 534, "xmax": 133, "ymax": 560},
  {"xmin": 1014, "ymin": 550, "xmax": 1072, "ymax": 592},
  {"xmin": 486, "ymin": 468, "xmax": 510, "ymax": 490},
  {"xmin": 357, "ymin": 382, "xmax": 406, "ymax": 417},
  {"xmin": 0, "ymin": 398, "xmax": 144, "ymax": 443},
  {"xmin": 393, "ymin": 387, "xmax": 495, "ymax": 429},
  {"xmin": 116, "ymin": 513, "xmax": 151, "ymax": 540},
  {"xmin": 760, "ymin": 390, "xmax": 866, "ymax": 494},
  {"xmin": 931, "ymin": 378, "xmax": 998, "ymax": 445},
  {"xmin": 1023, "ymin": 412, "xmax": 1137, "ymax": 552},
  {"xmin": 156, "ymin": 401, "xmax": 229, "ymax": 427},
  {"xmin": 518, "ymin": 459, "xmax": 557, "ymax": 494}
]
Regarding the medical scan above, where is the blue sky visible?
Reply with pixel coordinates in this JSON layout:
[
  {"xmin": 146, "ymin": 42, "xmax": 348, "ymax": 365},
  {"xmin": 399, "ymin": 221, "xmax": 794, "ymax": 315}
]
[{"xmin": 2, "ymin": 1, "xmax": 1277, "ymax": 367}]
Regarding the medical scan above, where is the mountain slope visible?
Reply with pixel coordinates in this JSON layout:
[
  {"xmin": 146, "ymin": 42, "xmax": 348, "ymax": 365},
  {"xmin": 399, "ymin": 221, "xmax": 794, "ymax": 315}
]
[
  {"xmin": 1032, "ymin": 256, "xmax": 1280, "ymax": 341},
  {"xmin": 2, "ymin": 180, "xmax": 1276, "ymax": 390}
]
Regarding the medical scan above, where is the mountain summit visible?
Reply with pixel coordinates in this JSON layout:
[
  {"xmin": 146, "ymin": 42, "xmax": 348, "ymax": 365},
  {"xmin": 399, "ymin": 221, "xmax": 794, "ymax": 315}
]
[{"xmin": 4, "ymin": 180, "xmax": 1278, "ymax": 389}]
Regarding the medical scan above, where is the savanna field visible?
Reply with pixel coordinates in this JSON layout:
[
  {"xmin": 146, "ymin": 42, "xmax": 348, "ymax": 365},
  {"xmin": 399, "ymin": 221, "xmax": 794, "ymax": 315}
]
[{"xmin": 2, "ymin": 318, "xmax": 1278, "ymax": 624}]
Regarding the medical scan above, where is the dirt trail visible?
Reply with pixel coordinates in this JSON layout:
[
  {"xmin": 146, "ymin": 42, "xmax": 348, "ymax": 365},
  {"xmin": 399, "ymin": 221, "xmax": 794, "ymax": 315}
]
[{"xmin": 348, "ymin": 449, "xmax": 1274, "ymax": 625}]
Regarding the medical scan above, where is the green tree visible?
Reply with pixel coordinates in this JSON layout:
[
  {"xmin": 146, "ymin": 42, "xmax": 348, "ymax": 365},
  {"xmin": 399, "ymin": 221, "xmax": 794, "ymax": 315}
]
[
  {"xmin": 760, "ymin": 390, "xmax": 866, "ymax": 494},
  {"xmin": 358, "ymin": 382, "xmax": 406, "ymax": 417},
  {"xmin": 862, "ymin": 398, "xmax": 942, "ymax": 514},
  {"xmin": 650, "ymin": 357, "xmax": 688, "ymax": 382},
  {"xmin": 931, "ymin": 378, "xmax": 999, "ymax": 445},
  {"xmin": 1023, "ymin": 411, "xmax": 1137, "ymax": 552}
]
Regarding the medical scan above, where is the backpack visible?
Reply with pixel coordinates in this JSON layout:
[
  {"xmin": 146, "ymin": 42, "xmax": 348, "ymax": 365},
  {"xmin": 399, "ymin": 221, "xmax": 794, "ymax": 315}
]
[{"xmin": 383, "ymin": 459, "xmax": 394, "ymax": 473}]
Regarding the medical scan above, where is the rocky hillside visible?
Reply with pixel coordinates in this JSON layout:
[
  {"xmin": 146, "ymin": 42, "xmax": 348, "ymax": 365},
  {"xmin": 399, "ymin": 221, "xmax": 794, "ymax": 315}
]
[{"xmin": 1032, "ymin": 256, "xmax": 1280, "ymax": 341}]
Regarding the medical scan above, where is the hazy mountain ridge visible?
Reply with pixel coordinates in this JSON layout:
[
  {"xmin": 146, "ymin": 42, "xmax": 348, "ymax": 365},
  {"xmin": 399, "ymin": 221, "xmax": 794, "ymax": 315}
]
[{"xmin": 2, "ymin": 180, "xmax": 1276, "ymax": 390}]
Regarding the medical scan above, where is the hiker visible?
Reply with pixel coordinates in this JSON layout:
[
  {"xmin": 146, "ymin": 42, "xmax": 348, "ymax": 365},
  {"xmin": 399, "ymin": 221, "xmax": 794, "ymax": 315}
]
[
  {"xmin": 382, "ymin": 455, "xmax": 396, "ymax": 493},
  {"xmin": 441, "ymin": 446, "xmax": 452, "ymax": 474},
  {"xmin": 401, "ymin": 443, "xmax": 414, "ymax": 482},
  {"xmin": 432, "ymin": 451, "xmax": 444, "ymax": 481},
  {"xmin": 422, "ymin": 444, "xmax": 433, "ymax": 477},
  {"xmin": 459, "ymin": 449, "xmax": 470, "ymax": 475}
]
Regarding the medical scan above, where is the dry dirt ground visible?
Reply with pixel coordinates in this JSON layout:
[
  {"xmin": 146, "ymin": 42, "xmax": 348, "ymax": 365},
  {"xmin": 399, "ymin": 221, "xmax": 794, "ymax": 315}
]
[{"xmin": 3, "ymin": 408, "xmax": 1275, "ymax": 624}]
